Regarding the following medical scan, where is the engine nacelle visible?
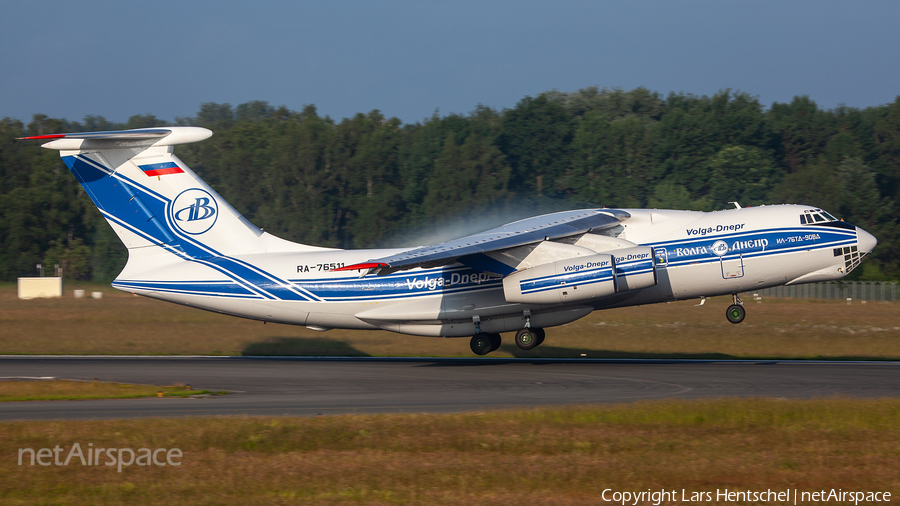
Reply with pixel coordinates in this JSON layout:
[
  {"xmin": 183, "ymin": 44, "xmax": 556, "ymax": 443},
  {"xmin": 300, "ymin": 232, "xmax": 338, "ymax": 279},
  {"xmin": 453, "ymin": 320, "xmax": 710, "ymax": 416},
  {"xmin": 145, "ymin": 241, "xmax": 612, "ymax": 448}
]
[
  {"xmin": 503, "ymin": 254, "xmax": 616, "ymax": 304},
  {"xmin": 612, "ymin": 246, "xmax": 657, "ymax": 292}
]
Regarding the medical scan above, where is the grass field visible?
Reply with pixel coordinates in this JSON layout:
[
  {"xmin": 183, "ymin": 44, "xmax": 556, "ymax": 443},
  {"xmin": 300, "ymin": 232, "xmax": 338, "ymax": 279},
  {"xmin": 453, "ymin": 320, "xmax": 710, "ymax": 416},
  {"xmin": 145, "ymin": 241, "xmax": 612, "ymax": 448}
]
[
  {"xmin": 1, "ymin": 284, "xmax": 898, "ymax": 359},
  {"xmin": 2, "ymin": 398, "xmax": 898, "ymax": 505},
  {"xmin": 0, "ymin": 380, "xmax": 224, "ymax": 402}
]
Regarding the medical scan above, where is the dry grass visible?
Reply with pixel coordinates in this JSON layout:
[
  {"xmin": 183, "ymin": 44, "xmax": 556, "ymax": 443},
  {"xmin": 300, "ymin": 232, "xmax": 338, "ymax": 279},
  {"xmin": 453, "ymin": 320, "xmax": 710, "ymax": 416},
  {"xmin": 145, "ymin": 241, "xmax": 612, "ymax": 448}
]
[
  {"xmin": 0, "ymin": 380, "xmax": 222, "ymax": 402},
  {"xmin": 1, "ymin": 284, "xmax": 898, "ymax": 359},
  {"xmin": 2, "ymin": 398, "xmax": 899, "ymax": 505}
]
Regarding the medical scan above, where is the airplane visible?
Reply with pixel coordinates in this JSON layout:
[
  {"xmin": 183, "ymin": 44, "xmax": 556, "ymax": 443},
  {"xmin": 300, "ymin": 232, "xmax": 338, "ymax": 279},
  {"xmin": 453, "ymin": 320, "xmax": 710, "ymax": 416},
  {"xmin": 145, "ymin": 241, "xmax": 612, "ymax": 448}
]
[{"xmin": 20, "ymin": 127, "xmax": 878, "ymax": 355}]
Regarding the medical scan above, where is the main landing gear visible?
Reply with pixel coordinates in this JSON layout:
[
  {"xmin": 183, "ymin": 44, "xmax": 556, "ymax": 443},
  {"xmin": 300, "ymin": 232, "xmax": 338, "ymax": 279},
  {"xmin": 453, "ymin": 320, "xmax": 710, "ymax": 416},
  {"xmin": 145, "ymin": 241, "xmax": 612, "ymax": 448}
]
[
  {"xmin": 469, "ymin": 312, "xmax": 547, "ymax": 355},
  {"xmin": 469, "ymin": 333, "xmax": 502, "ymax": 355},
  {"xmin": 726, "ymin": 293, "xmax": 746, "ymax": 324},
  {"xmin": 514, "ymin": 327, "xmax": 545, "ymax": 350},
  {"xmin": 469, "ymin": 328, "xmax": 546, "ymax": 355}
]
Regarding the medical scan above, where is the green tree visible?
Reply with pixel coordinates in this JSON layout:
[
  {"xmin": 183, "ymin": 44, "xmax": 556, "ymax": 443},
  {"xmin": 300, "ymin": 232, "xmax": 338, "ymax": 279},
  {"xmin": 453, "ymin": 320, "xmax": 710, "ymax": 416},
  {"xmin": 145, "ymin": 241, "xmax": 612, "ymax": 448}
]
[
  {"xmin": 421, "ymin": 132, "xmax": 510, "ymax": 224},
  {"xmin": 835, "ymin": 158, "xmax": 897, "ymax": 278},
  {"xmin": 706, "ymin": 145, "xmax": 780, "ymax": 208},
  {"xmin": 126, "ymin": 114, "xmax": 168, "ymax": 129},
  {"xmin": 499, "ymin": 94, "xmax": 572, "ymax": 198},
  {"xmin": 769, "ymin": 96, "xmax": 833, "ymax": 173},
  {"xmin": 43, "ymin": 237, "xmax": 92, "ymax": 280}
]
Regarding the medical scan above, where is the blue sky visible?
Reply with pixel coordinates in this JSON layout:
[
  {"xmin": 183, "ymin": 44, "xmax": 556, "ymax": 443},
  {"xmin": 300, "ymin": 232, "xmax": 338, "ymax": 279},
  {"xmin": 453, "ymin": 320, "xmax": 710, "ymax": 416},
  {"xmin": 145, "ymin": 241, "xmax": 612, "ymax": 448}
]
[{"xmin": 1, "ymin": 0, "xmax": 898, "ymax": 126}]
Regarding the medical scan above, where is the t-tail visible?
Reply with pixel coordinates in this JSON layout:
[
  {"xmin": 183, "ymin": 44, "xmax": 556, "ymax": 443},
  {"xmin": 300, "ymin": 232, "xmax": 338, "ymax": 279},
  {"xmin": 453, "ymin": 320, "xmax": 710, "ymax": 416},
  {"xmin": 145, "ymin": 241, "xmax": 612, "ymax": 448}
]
[{"xmin": 22, "ymin": 127, "xmax": 321, "ymax": 292}]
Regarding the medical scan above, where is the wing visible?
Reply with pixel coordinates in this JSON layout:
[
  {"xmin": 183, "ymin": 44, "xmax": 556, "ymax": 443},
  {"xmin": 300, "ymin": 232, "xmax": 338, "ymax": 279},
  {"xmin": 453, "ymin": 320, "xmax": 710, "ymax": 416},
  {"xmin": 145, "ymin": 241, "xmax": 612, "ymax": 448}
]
[{"xmin": 336, "ymin": 209, "xmax": 630, "ymax": 275}]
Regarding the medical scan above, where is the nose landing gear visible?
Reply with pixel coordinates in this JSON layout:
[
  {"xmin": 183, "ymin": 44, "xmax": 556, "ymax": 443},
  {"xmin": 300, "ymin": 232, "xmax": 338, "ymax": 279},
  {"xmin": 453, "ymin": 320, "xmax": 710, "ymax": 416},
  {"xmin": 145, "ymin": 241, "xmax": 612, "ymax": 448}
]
[{"xmin": 726, "ymin": 293, "xmax": 745, "ymax": 324}]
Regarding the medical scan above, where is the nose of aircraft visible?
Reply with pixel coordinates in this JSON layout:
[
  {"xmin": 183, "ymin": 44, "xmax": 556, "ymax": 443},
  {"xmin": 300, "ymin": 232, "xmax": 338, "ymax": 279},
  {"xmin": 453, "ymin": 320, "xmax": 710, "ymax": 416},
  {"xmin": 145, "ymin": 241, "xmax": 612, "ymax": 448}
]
[{"xmin": 857, "ymin": 227, "xmax": 878, "ymax": 253}]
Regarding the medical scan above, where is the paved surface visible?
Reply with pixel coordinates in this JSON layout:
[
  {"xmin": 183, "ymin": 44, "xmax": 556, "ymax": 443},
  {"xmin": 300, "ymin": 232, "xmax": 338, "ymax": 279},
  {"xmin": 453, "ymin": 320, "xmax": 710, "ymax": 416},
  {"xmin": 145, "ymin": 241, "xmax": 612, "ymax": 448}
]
[{"xmin": 1, "ymin": 356, "xmax": 899, "ymax": 420}]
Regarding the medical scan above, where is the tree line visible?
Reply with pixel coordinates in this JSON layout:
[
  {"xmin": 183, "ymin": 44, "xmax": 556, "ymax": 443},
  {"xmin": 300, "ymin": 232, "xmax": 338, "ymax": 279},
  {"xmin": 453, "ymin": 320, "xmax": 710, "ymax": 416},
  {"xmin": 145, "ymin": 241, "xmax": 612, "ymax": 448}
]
[{"xmin": 1, "ymin": 87, "xmax": 897, "ymax": 282}]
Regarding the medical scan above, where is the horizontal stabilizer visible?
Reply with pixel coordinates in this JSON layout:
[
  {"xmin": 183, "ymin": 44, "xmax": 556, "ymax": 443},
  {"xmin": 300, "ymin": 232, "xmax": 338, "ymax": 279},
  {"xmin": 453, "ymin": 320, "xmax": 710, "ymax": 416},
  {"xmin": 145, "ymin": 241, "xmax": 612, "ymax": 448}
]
[{"xmin": 19, "ymin": 127, "xmax": 212, "ymax": 150}]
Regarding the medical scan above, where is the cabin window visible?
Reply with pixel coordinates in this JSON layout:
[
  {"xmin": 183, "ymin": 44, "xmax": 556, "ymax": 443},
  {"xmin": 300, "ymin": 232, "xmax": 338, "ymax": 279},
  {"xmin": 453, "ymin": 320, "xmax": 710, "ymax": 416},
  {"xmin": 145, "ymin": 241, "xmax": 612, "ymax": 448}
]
[
  {"xmin": 822, "ymin": 211, "xmax": 837, "ymax": 221},
  {"xmin": 800, "ymin": 215, "xmax": 807, "ymax": 224},
  {"xmin": 813, "ymin": 214, "xmax": 825, "ymax": 222}
]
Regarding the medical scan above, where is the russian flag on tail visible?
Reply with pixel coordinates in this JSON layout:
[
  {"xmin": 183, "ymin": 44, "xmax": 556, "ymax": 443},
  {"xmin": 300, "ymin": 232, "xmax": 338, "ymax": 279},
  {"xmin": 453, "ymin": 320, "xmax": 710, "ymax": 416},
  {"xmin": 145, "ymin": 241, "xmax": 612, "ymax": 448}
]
[{"xmin": 138, "ymin": 161, "xmax": 184, "ymax": 177}]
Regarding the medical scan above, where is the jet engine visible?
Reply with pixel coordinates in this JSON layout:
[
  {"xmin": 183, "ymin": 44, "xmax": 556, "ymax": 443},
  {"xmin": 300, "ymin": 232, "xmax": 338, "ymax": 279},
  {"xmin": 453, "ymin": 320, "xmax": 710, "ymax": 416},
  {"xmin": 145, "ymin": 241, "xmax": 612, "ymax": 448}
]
[
  {"xmin": 610, "ymin": 246, "xmax": 657, "ymax": 291},
  {"xmin": 502, "ymin": 253, "xmax": 617, "ymax": 304},
  {"xmin": 502, "ymin": 247, "xmax": 658, "ymax": 304}
]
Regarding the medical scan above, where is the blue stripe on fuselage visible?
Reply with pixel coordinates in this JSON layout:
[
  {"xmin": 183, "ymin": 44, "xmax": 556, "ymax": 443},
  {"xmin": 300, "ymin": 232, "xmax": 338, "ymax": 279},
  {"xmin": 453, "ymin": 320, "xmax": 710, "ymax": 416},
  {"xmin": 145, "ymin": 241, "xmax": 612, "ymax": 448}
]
[
  {"xmin": 293, "ymin": 267, "xmax": 502, "ymax": 301},
  {"xmin": 650, "ymin": 227, "xmax": 856, "ymax": 266},
  {"xmin": 112, "ymin": 280, "xmax": 262, "ymax": 299}
]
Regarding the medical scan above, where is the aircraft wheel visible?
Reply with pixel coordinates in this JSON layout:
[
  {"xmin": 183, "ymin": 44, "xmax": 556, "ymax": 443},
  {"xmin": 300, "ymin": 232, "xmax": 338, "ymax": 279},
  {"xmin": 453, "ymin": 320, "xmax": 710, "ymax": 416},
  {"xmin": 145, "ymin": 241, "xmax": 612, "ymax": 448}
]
[
  {"xmin": 726, "ymin": 304, "xmax": 746, "ymax": 324},
  {"xmin": 514, "ymin": 328, "xmax": 540, "ymax": 350},
  {"xmin": 534, "ymin": 328, "xmax": 546, "ymax": 346},
  {"xmin": 489, "ymin": 333, "xmax": 502, "ymax": 352},
  {"xmin": 470, "ymin": 333, "xmax": 494, "ymax": 355}
]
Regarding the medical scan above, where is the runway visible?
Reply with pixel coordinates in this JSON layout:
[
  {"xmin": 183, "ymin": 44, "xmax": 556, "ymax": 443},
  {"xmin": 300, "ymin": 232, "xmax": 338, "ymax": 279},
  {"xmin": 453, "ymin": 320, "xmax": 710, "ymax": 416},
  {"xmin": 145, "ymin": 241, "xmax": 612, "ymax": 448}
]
[{"xmin": 1, "ymin": 356, "xmax": 899, "ymax": 420}]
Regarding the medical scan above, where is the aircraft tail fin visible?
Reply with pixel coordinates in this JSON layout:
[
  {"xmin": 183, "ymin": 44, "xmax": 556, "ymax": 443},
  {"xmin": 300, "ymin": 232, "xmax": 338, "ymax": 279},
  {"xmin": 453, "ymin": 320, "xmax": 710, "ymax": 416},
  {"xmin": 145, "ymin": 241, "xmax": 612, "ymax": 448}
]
[{"xmin": 26, "ymin": 127, "xmax": 270, "ymax": 256}]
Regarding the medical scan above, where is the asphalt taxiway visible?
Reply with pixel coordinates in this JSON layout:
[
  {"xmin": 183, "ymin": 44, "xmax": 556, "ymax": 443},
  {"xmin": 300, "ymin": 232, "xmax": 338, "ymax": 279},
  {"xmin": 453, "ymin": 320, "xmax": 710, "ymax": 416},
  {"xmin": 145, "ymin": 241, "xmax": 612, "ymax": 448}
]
[{"xmin": 1, "ymin": 356, "xmax": 898, "ymax": 420}]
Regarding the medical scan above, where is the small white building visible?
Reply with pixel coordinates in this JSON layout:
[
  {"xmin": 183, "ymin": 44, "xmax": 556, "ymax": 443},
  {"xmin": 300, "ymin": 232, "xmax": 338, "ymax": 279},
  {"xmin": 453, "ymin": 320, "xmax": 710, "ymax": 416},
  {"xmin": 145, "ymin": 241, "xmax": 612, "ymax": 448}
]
[{"xmin": 17, "ymin": 277, "xmax": 63, "ymax": 299}]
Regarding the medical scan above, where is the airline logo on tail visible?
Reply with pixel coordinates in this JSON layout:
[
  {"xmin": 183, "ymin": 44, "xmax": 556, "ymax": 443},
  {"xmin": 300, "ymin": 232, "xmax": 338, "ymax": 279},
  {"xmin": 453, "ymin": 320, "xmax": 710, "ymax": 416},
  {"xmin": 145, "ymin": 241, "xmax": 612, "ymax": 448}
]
[
  {"xmin": 138, "ymin": 161, "xmax": 184, "ymax": 177},
  {"xmin": 170, "ymin": 189, "xmax": 218, "ymax": 235}
]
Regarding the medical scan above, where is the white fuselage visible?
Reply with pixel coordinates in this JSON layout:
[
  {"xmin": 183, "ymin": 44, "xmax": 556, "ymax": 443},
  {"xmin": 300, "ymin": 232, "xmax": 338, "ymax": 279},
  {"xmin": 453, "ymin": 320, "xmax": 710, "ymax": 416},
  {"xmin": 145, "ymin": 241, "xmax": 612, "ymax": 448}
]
[{"xmin": 112, "ymin": 204, "xmax": 872, "ymax": 338}]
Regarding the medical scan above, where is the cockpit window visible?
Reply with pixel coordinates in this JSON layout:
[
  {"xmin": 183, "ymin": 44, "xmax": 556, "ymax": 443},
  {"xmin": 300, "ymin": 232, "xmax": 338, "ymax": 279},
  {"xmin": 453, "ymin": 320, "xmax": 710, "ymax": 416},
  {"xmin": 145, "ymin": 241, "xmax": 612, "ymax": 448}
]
[{"xmin": 801, "ymin": 210, "xmax": 838, "ymax": 224}]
